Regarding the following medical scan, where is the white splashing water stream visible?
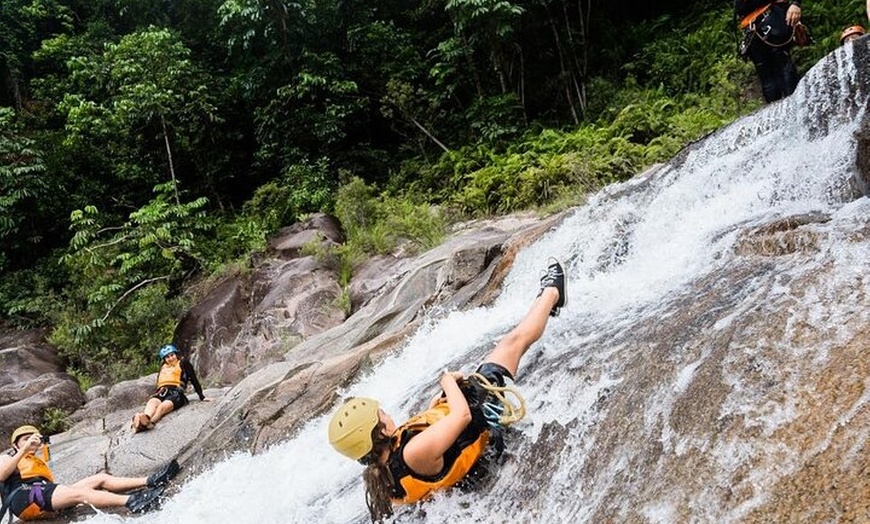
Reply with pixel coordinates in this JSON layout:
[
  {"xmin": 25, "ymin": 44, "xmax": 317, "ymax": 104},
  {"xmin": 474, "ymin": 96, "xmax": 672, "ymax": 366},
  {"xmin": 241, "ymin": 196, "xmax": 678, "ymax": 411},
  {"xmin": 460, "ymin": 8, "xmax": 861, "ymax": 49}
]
[{"xmin": 80, "ymin": 43, "xmax": 869, "ymax": 524}]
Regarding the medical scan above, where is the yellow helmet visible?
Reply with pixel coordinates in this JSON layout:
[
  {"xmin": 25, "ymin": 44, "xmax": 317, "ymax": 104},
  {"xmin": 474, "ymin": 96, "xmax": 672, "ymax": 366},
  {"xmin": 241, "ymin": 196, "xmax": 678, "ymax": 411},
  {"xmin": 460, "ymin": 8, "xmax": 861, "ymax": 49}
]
[
  {"xmin": 327, "ymin": 397, "xmax": 380, "ymax": 460},
  {"xmin": 10, "ymin": 425, "xmax": 39, "ymax": 446}
]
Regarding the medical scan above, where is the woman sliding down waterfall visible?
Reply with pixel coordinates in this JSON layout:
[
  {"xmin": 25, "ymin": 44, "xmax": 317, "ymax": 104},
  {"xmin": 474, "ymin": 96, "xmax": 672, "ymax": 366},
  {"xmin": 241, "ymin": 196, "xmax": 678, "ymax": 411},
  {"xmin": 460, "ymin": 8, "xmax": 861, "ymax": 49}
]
[{"xmin": 328, "ymin": 258, "xmax": 567, "ymax": 522}]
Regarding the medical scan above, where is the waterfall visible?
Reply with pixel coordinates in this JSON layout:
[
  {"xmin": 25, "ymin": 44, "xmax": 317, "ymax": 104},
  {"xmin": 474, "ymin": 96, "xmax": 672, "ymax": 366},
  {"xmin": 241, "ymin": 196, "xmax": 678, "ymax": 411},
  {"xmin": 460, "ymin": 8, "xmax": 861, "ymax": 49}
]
[{"xmin": 80, "ymin": 41, "xmax": 869, "ymax": 524}]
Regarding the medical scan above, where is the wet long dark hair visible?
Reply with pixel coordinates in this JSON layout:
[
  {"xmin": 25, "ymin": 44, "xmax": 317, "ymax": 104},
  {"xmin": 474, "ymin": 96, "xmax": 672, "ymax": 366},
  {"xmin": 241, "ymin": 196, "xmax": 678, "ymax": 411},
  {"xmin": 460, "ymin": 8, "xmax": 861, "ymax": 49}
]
[{"xmin": 360, "ymin": 421, "xmax": 395, "ymax": 523}]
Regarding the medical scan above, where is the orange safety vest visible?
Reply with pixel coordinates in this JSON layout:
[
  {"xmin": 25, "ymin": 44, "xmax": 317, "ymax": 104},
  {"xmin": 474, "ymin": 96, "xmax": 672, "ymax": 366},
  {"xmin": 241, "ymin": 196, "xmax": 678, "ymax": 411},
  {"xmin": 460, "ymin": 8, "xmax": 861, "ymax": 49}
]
[
  {"xmin": 157, "ymin": 360, "xmax": 183, "ymax": 388},
  {"xmin": 389, "ymin": 401, "xmax": 489, "ymax": 504},
  {"xmin": 17, "ymin": 450, "xmax": 54, "ymax": 483}
]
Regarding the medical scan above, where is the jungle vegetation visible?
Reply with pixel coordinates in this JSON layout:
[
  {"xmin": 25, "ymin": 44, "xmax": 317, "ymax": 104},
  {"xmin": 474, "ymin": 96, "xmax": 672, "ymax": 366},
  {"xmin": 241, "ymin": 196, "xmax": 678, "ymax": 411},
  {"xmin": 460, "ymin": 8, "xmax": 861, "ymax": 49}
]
[{"xmin": 0, "ymin": 0, "xmax": 862, "ymax": 383}]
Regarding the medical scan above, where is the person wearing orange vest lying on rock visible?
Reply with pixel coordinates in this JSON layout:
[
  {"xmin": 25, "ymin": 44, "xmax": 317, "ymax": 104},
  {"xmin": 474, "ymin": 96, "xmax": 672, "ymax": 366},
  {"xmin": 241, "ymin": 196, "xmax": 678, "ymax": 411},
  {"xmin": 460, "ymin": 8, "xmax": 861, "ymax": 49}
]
[
  {"xmin": 328, "ymin": 258, "xmax": 567, "ymax": 523},
  {"xmin": 0, "ymin": 426, "xmax": 178, "ymax": 520},
  {"xmin": 131, "ymin": 344, "xmax": 211, "ymax": 433}
]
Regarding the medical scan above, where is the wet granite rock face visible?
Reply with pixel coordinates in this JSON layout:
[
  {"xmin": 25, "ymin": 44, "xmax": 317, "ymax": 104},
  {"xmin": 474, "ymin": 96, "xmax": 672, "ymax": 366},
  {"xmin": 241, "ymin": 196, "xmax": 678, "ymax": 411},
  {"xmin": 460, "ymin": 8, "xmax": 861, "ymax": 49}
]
[
  {"xmin": 733, "ymin": 213, "xmax": 830, "ymax": 256},
  {"xmin": 496, "ymin": 205, "xmax": 869, "ymax": 523},
  {"xmin": 174, "ymin": 214, "xmax": 348, "ymax": 386},
  {"xmin": 66, "ymin": 375, "xmax": 156, "ymax": 424},
  {"xmin": 174, "ymin": 277, "xmax": 249, "ymax": 380}
]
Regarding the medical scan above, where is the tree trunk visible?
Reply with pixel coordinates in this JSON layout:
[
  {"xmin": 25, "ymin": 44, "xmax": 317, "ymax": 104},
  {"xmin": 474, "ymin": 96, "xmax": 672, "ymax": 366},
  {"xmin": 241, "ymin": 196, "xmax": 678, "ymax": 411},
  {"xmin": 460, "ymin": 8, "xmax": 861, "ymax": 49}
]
[
  {"xmin": 161, "ymin": 115, "xmax": 181, "ymax": 205},
  {"xmin": 268, "ymin": 0, "xmax": 292, "ymax": 56},
  {"xmin": 406, "ymin": 113, "xmax": 450, "ymax": 153},
  {"xmin": 518, "ymin": 44, "xmax": 528, "ymax": 123},
  {"xmin": 448, "ymin": 11, "xmax": 485, "ymax": 100},
  {"xmin": 570, "ymin": 0, "xmax": 592, "ymax": 114},
  {"xmin": 2, "ymin": 69, "xmax": 22, "ymax": 111},
  {"xmin": 541, "ymin": 0, "xmax": 580, "ymax": 124}
]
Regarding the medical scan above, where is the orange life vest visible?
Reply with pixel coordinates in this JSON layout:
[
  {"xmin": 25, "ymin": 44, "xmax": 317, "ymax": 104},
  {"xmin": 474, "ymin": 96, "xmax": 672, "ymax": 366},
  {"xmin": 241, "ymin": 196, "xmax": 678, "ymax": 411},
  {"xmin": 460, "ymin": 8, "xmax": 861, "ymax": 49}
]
[
  {"xmin": 18, "ymin": 504, "xmax": 47, "ymax": 520},
  {"xmin": 17, "ymin": 450, "xmax": 54, "ymax": 483},
  {"xmin": 389, "ymin": 401, "xmax": 489, "ymax": 504},
  {"xmin": 157, "ymin": 360, "xmax": 183, "ymax": 388}
]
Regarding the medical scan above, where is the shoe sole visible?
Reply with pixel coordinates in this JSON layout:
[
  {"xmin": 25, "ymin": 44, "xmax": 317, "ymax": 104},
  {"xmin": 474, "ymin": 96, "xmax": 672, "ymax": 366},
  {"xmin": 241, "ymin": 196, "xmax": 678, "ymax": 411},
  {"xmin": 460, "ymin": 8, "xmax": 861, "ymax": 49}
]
[
  {"xmin": 127, "ymin": 486, "xmax": 165, "ymax": 513},
  {"xmin": 547, "ymin": 257, "xmax": 567, "ymax": 315},
  {"xmin": 149, "ymin": 460, "xmax": 181, "ymax": 487}
]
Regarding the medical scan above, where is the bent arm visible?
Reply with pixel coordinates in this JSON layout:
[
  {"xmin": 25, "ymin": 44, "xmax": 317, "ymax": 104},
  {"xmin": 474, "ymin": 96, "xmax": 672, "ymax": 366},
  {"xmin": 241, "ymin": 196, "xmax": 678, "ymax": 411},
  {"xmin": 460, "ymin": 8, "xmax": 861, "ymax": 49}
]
[
  {"xmin": 182, "ymin": 359, "xmax": 205, "ymax": 400},
  {"xmin": 0, "ymin": 437, "xmax": 39, "ymax": 482},
  {"xmin": 0, "ymin": 452, "xmax": 21, "ymax": 482},
  {"xmin": 402, "ymin": 373, "xmax": 472, "ymax": 476}
]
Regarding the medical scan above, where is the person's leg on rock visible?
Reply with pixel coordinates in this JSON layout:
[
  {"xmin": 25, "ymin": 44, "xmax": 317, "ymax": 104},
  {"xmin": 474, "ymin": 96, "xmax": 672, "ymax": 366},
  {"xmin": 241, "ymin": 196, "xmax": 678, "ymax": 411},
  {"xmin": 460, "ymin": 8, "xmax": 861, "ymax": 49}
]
[{"xmin": 144, "ymin": 398, "xmax": 174, "ymax": 424}]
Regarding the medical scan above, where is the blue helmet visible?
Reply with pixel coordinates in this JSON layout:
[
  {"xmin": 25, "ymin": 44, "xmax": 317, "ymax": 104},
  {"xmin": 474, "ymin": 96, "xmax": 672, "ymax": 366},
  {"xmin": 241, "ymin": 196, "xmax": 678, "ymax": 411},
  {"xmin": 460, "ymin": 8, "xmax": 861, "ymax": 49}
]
[{"xmin": 158, "ymin": 344, "xmax": 178, "ymax": 360}]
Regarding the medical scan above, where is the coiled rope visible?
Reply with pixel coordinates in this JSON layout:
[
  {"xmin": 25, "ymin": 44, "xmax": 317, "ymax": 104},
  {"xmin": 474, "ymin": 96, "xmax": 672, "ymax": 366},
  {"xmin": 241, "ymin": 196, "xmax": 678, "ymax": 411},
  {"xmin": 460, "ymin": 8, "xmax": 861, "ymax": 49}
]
[{"xmin": 469, "ymin": 372, "xmax": 527, "ymax": 426}]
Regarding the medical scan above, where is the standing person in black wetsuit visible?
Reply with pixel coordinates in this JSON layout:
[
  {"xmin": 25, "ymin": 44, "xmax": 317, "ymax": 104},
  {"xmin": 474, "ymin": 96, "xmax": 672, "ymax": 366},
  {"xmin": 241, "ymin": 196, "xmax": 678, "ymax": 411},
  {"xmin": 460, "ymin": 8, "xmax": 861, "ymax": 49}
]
[
  {"xmin": 131, "ymin": 344, "xmax": 211, "ymax": 433},
  {"xmin": 737, "ymin": 0, "xmax": 803, "ymax": 103}
]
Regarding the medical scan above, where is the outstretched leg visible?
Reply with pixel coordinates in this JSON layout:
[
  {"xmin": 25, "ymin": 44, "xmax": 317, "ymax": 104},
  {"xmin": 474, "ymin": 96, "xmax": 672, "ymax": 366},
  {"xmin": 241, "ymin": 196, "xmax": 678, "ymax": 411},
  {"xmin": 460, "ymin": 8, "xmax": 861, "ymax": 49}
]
[
  {"xmin": 70, "ymin": 472, "xmax": 147, "ymax": 492},
  {"xmin": 50, "ymin": 485, "xmax": 131, "ymax": 510},
  {"xmin": 53, "ymin": 470, "xmax": 169, "ymax": 513},
  {"xmin": 482, "ymin": 260, "xmax": 565, "ymax": 378}
]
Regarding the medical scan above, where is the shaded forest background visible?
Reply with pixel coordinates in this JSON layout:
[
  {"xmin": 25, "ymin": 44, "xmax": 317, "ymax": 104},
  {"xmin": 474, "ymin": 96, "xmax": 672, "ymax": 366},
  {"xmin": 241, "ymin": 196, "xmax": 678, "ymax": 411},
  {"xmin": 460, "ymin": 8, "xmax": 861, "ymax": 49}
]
[{"xmin": 0, "ymin": 0, "xmax": 863, "ymax": 385}]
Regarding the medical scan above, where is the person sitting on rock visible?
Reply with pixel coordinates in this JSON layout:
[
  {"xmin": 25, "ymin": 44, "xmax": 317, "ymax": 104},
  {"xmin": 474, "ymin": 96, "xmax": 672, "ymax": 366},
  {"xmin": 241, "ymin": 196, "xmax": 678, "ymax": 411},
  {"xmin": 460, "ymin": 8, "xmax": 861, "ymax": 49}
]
[
  {"xmin": 0, "ymin": 425, "xmax": 178, "ymax": 520},
  {"xmin": 132, "ymin": 344, "xmax": 211, "ymax": 433},
  {"xmin": 328, "ymin": 258, "xmax": 567, "ymax": 523}
]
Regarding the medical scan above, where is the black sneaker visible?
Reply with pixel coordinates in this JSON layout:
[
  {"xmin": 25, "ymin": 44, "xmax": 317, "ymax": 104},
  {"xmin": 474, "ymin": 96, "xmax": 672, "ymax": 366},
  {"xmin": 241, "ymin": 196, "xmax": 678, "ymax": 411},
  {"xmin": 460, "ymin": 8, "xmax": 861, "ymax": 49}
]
[
  {"xmin": 125, "ymin": 485, "xmax": 165, "ymax": 513},
  {"xmin": 147, "ymin": 459, "xmax": 180, "ymax": 488},
  {"xmin": 537, "ymin": 258, "xmax": 566, "ymax": 317}
]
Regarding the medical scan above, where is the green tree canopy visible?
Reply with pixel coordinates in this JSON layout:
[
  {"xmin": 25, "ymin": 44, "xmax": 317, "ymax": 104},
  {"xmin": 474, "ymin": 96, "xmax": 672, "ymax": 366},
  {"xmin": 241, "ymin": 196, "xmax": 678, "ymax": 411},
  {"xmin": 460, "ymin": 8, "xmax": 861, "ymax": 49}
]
[{"xmin": 61, "ymin": 27, "xmax": 221, "ymax": 207}]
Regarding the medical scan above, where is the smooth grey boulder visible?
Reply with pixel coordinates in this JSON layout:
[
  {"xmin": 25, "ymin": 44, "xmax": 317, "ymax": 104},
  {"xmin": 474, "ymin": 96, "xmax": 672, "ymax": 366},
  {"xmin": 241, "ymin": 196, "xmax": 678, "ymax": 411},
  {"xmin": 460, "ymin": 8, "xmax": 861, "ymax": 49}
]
[
  {"xmin": 0, "ymin": 330, "xmax": 84, "ymax": 438},
  {"xmin": 50, "ymin": 386, "xmax": 228, "ymax": 482}
]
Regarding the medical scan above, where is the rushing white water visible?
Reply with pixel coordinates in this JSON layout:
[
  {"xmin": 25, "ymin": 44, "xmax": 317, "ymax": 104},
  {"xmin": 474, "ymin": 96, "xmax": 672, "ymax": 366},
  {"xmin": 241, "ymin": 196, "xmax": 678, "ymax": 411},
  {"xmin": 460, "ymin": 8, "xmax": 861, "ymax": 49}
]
[{"xmin": 79, "ymin": 43, "xmax": 869, "ymax": 524}]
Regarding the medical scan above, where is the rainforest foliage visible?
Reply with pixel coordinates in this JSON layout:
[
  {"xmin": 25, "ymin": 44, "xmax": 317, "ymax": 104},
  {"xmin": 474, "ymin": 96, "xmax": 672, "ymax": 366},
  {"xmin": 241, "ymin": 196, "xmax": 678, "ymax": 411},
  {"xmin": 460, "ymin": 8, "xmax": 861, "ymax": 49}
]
[{"xmin": 0, "ymin": 0, "xmax": 862, "ymax": 382}]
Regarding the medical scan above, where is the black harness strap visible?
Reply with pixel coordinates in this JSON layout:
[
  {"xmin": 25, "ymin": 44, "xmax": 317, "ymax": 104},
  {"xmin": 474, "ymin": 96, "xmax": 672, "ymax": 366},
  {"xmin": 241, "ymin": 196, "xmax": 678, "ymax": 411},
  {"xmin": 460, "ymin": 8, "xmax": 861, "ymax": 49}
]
[{"xmin": 1, "ymin": 486, "xmax": 23, "ymax": 524}]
